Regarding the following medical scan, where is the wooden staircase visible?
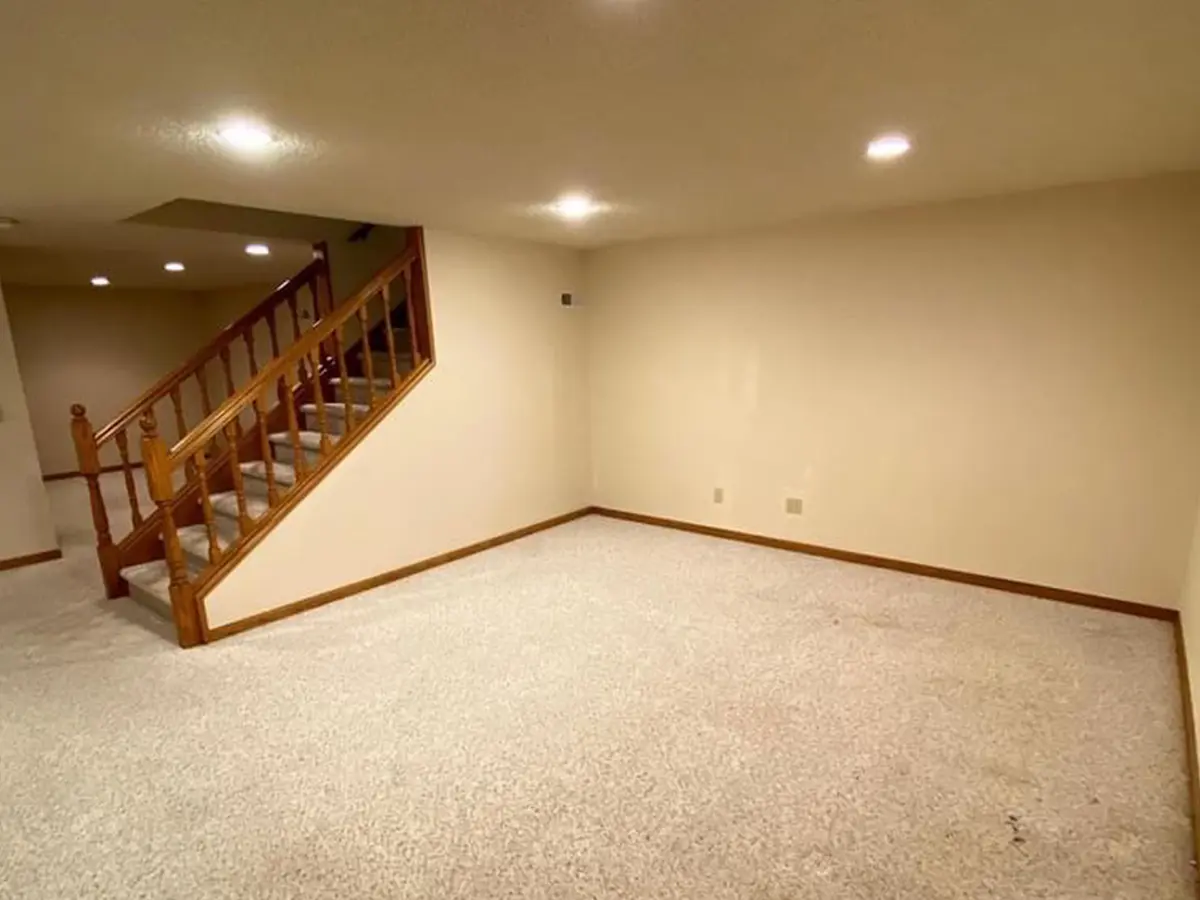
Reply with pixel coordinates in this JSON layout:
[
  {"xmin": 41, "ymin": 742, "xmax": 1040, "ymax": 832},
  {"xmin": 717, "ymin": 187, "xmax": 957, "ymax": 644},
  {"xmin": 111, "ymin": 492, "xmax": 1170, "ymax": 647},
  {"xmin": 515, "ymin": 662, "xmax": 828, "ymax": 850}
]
[{"xmin": 69, "ymin": 231, "xmax": 434, "ymax": 646}]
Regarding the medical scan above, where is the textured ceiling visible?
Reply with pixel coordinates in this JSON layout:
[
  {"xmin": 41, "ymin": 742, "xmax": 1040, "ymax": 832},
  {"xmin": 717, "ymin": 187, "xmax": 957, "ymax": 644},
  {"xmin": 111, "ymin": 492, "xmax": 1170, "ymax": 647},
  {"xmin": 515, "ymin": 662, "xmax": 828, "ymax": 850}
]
[
  {"xmin": 1, "ymin": 0, "xmax": 1199, "ymax": 249},
  {"xmin": 0, "ymin": 223, "xmax": 312, "ymax": 289}
]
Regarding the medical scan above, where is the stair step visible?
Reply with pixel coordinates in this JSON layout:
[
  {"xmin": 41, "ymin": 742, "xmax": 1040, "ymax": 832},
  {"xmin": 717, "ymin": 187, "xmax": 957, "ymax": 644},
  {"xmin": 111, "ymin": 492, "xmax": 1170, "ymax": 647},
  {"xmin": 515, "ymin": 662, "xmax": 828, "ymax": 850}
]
[
  {"xmin": 239, "ymin": 459, "xmax": 297, "ymax": 487},
  {"xmin": 299, "ymin": 401, "xmax": 369, "ymax": 419},
  {"xmin": 268, "ymin": 430, "xmax": 328, "ymax": 450},
  {"xmin": 209, "ymin": 490, "xmax": 271, "ymax": 522},
  {"xmin": 329, "ymin": 376, "xmax": 392, "ymax": 389},
  {"xmin": 268, "ymin": 430, "xmax": 337, "ymax": 467},
  {"xmin": 121, "ymin": 559, "xmax": 202, "ymax": 619},
  {"xmin": 178, "ymin": 520, "xmax": 240, "ymax": 567}
]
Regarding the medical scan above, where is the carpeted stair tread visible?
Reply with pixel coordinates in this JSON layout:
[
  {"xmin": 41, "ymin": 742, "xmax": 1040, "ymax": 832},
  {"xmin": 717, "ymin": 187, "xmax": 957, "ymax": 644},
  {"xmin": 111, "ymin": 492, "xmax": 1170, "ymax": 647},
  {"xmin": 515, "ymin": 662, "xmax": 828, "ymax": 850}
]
[
  {"xmin": 209, "ymin": 490, "xmax": 271, "ymax": 521},
  {"xmin": 299, "ymin": 402, "xmax": 369, "ymax": 418},
  {"xmin": 239, "ymin": 459, "xmax": 298, "ymax": 486},
  {"xmin": 268, "ymin": 430, "xmax": 335, "ymax": 450}
]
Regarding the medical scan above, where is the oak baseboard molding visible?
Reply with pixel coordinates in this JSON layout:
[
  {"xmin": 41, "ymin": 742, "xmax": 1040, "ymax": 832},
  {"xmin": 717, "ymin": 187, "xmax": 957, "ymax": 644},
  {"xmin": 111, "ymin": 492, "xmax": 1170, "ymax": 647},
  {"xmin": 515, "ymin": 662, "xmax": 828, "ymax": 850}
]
[
  {"xmin": 205, "ymin": 507, "xmax": 593, "ymax": 642},
  {"xmin": 43, "ymin": 462, "xmax": 143, "ymax": 482},
  {"xmin": 1174, "ymin": 621, "xmax": 1200, "ymax": 872},
  {"xmin": 0, "ymin": 548, "xmax": 63, "ymax": 572},
  {"xmin": 591, "ymin": 506, "xmax": 1176, "ymax": 621}
]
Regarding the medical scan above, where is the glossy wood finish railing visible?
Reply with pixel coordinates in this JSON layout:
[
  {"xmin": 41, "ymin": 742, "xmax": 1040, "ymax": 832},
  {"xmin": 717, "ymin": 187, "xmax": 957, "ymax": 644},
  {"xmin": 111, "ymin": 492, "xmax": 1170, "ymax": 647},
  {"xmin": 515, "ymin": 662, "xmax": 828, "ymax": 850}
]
[
  {"xmin": 70, "ymin": 250, "xmax": 333, "ymax": 598},
  {"xmin": 140, "ymin": 238, "xmax": 433, "ymax": 646}
]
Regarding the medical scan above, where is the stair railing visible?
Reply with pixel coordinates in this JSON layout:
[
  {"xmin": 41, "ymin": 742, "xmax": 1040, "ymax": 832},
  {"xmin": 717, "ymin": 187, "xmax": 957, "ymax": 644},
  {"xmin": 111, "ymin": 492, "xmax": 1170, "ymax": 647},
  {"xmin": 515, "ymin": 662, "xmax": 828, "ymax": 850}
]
[
  {"xmin": 139, "ymin": 240, "xmax": 433, "ymax": 645},
  {"xmin": 70, "ymin": 249, "xmax": 333, "ymax": 598}
]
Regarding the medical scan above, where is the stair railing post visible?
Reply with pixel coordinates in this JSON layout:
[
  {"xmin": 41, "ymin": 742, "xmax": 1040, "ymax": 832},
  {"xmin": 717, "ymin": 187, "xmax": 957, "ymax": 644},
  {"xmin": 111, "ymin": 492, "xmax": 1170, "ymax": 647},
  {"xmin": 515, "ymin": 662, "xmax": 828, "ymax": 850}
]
[
  {"xmin": 71, "ymin": 404, "xmax": 121, "ymax": 598},
  {"xmin": 140, "ymin": 412, "xmax": 202, "ymax": 648}
]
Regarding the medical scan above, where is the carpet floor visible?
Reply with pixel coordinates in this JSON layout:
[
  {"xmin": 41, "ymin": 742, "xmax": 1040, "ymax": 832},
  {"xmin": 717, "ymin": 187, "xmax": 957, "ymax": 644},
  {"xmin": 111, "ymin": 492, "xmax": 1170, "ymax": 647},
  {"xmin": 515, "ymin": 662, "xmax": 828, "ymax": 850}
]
[{"xmin": 0, "ymin": 479, "xmax": 1193, "ymax": 898}]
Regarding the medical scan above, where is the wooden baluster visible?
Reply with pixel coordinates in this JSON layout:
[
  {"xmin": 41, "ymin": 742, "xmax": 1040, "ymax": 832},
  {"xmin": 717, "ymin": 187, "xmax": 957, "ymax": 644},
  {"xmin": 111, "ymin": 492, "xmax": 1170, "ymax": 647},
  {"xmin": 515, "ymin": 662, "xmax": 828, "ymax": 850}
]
[
  {"xmin": 307, "ymin": 348, "xmax": 333, "ymax": 455},
  {"xmin": 219, "ymin": 345, "xmax": 235, "ymax": 398},
  {"xmin": 223, "ymin": 422, "xmax": 253, "ymax": 536},
  {"xmin": 381, "ymin": 282, "xmax": 400, "ymax": 389},
  {"xmin": 356, "ymin": 302, "xmax": 377, "ymax": 407},
  {"xmin": 169, "ymin": 385, "xmax": 196, "ymax": 481},
  {"xmin": 197, "ymin": 365, "xmax": 213, "ymax": 417},
  {"xmin": 331, "ymin": 324, "xmax": 356, "ymax": 431},
  {"xmin": 113, "ymin": 428, "xmax": 143, "ymax": 529},
  {"xmin": 287, "ymin": 292, "xmax": 302, "ymax": 342},
  {"xmin": 71, "ymin": 405, "xmax": 120, "ymax": 599},
  {"xmin": 403, "ymin": 264, "xmax": 420, "ymax": 364},
  {"xmin": 266, "ymin": 309, "xmax": 281, "ymax": 358},
  {"xmin": 194, "ymin": 449, "xmax": 222, "ymax": 565},
  {"xmin": 218, "ymin": 345, "xmax": 242, "ymax": 440},
  {"xmin": 252, "ymin": 392, "xmax": 280, "ymax": 506},
  {"xmin": 140, "ymin": 412, "xmax": 202, "ymax": 648},
  {"xmin": 281, "ymin": 369, "xmax": 308, "ymax": 478},
  {"xmin": 244, "ymin": 326, "xmax": 259, "ymax": 377}
]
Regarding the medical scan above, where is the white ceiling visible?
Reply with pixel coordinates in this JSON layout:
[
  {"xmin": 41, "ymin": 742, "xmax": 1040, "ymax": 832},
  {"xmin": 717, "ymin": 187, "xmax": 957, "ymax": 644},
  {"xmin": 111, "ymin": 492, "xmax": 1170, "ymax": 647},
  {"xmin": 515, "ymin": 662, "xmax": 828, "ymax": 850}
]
[
  {"xmin": 1, "ymin": 0, "xmax": 1198, "ymax": 249},
  {"xmin": 0, "ymin": 222, "xmax": 312, "ymax": 289}
]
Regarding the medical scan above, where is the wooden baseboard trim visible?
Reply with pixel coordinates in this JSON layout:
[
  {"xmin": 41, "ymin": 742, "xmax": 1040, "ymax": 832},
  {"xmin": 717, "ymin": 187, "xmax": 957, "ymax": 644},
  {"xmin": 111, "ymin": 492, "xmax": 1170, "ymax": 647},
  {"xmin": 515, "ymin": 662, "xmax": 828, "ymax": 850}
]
[
  {"xmin": 1174, "ymin": 620, "xmax": 1200, "ymax": 873},
  {"xmin": 591, "ymin": 506, "xmax": 1175, "ymax": 621},
  {"xmin": 0, "ymin": 548, "xmax": 63, "ymax": 572},
  {"xmin": 43, "ymin": 462, "xmax": 143, "ymax": 482},
  {"xmin": 205, "ymin": 507, "xmax": 593, "ymax": 642}
]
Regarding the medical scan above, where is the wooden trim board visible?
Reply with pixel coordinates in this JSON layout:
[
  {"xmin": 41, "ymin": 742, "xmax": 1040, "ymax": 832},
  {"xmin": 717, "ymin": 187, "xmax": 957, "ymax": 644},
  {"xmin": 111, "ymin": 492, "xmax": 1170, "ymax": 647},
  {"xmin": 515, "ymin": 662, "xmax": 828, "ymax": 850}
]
[
  {"xmin": 205, "ymin": 507, "xmax": 592, "ymax": 641},
  {"xmin": 43, "ymin": 462, "xmax": 143, "ymax": 482},
  {"xmin": 0, "ymin": 548, "xmax": 63, "ymax": 572},
  {"xmin": 591, "ymin": 506, "xmax": 1175, "ymax": 621},
  {"xmin": 1174, "ymin": 620, "xmax": 1200, "ymax": 877}
]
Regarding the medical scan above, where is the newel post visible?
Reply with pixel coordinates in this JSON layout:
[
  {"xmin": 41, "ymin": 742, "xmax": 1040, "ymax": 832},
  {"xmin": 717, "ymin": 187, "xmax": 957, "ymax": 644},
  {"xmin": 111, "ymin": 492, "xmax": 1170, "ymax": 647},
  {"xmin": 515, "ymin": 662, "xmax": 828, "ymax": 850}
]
[
  {"xmin": 71, "ymin": 404, "xmax": 121, "ymax": 598},
  {"xmin": 140, "ymin": 412, "xmax": 202, "ymax": 648}
]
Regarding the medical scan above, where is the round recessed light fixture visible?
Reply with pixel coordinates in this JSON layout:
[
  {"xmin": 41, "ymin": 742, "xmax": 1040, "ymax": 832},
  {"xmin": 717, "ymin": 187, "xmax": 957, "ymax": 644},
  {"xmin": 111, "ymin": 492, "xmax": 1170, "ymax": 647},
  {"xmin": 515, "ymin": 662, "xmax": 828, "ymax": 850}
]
[
  {"xmin": 547, "ymin": 192, "xmax": 607, "ymax": 223},
  {"xmin": 0, "ymin": 216, "xmax": 18, "ymax": 229},
  {"xmin": 245, "ymin": 243, "xmax": 271, "ymax": 257},
  {"xmin": 91, "ymin": 275, "xmax": 111, "ymax": 287},
  {"xmin": 164, "ymin": 261, "xmax": 185, "ymax": 272},
  {"xmin": 865, "ymin": 133, "xmax": 912, "ymax": 162},
  {"xmin": 217, "ymin": 120, "xmax": 275, "ymax": 154}
]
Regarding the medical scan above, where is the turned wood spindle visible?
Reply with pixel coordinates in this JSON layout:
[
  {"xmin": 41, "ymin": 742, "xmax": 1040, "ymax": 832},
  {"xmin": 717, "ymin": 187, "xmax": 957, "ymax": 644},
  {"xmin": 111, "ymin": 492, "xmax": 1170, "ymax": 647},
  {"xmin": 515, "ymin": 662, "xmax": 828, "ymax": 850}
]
[
  {"xmin": 113, "ymin": 428, "xmax": 143, "ymax": 529},
  {"xmin": 281, "ymin": 370, "xmax": 308, "ymax": 478},
  {"xmin": 381, "ymin": 282, "xmax": 400, "ymax": 389},
  {"xmin": 195, "ymin": 449, "xmax": 222, "ymax": 564},
  {"xmin": 252, "ymin": 393, "xmax": 280, "ymax": 506},
  {"xmin": 223, "ymin": 422, "xmax": 253, "ymax": 536},
  {"xmin": 357, "ymin": 302, "xmax": 377, "ymax": 407},
  {"xmin": 71, "ymin": 404, "xmax": 120, "ymax": 598},
  {"xmin": 331, "ymin": 324, "xmax": 356, "ymax": 431},
  {"xmin": 140, "ymin": 412, "xmax": 201, "ymax": 647}
]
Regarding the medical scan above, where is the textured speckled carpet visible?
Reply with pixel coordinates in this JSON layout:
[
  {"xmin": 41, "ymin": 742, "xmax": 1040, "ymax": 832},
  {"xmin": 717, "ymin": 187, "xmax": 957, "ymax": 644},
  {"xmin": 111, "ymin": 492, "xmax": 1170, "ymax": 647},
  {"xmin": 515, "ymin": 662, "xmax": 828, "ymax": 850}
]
[{"xmin": 0, "ymin": 478, "xmax": 1193, "ymax": 898}]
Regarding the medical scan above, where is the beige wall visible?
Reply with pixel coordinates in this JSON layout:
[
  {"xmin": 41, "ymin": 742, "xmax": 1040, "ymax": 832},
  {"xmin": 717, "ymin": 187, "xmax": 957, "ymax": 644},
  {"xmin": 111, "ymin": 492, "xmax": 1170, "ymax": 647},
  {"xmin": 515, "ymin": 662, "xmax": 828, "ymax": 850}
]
[
  {"xmin": 204, "ymin": 230, "xmax": 590, "ymax": 629},
  {"xmin": 0, "ymin": 279, "xmax": 57, "ymax": 561},
  {"xmin": 5, "ymin": 285, "xmax": 214, "ymax": 474},
  {"xmin": 586, "ymin": 175, "xmax": 1200, "ymax": 609}
]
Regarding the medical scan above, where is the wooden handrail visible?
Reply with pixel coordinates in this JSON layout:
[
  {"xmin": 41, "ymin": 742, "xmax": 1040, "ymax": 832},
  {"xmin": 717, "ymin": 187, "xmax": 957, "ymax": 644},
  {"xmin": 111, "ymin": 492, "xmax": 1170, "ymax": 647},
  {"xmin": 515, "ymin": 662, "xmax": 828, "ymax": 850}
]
[
  {"xmin": 168, "ymin": 246, "xmax": 418, "ymax": 466},
  {"xmin": 93, "ymin": 257, "xmax": 327, "ymax": 446}
]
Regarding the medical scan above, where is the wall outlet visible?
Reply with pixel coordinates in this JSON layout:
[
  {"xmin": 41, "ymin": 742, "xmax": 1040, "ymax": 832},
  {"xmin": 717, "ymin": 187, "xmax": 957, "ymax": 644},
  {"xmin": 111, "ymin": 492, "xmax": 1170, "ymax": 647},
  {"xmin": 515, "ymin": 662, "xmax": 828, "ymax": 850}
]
[
  {"xmin": 713, "ymin": 487, "xmax": 725, "ymax": 504},
  {"xmin": 785, "ymin": 497, "xmax": 803, "ymax": 515}
]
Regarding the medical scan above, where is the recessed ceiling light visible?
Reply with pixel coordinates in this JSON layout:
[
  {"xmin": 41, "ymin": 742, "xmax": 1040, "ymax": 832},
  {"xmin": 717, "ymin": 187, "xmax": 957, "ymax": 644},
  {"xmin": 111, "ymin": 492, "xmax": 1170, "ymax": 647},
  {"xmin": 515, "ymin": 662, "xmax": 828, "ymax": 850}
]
[
  {"xmin": 164, "ymin": 261, "xmax": 185, "ymax": 272},
  {"xmin": 865, "ymin": 133, "xmax": 912, "ymax": 162},
  {"xmin": 0, "ymin": 216, "xmax": 18, "ymax": 229},
  {"xmin": 547, "ymin": 192, "xmax": 607, "ymax": 222},
  {"xmin": 217, "ymin": 120, "xmax": 275, "ymax": 154},
  {"xmin": 245, "ymin": 243, "xmax": 271, "ymax": 257},
  {"xmin": 91, "ymin": 276, "xmax": 111, "ymax": 287}
]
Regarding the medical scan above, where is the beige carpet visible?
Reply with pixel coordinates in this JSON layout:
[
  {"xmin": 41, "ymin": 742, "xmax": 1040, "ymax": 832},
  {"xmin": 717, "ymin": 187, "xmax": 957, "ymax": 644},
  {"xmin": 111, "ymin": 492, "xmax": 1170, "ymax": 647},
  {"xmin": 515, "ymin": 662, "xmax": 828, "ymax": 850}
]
[{"xmin": 0, "ymin": 478, "xmax": 1193, "ymax": 898}]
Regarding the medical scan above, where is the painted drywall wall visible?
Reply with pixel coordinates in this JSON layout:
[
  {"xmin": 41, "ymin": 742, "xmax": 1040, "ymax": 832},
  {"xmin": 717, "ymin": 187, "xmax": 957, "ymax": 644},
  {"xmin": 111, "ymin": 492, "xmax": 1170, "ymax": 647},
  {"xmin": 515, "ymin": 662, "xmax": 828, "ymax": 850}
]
[
  {"xmin": 4, "ymin": 286, "xmax": 212, "ymax": 474},
  {"xmin": 0, "ymin": 279, "xmax": 57, "ymax": 561},
  {"xmin": 203, "ymin": 230, "xmax": 590, "ymax": 629},
  {"xmin": 586, "ymin": 174, "xmax": 1200, "ymax": 609}
]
